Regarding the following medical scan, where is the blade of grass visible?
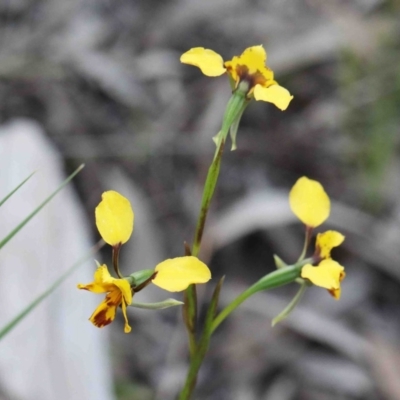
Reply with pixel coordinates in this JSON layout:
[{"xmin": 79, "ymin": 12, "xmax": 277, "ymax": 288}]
[
  {"xmin": 0, "ymin": 240, "xmax": 104, "ymax": 340},
  {"xmin": 0, "ymin": 164, "xmax": 84, "ymax": 250},
  {"xmin": 0, "ymin": 171, "xmax": 36, "ymax": 207}
]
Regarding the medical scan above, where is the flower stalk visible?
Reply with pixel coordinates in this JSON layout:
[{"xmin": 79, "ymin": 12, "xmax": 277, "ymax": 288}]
[
  {"xmin": 211, "ymin": 263, "xmax": 304, "ymax": 333},
  {"xmin": 112, "ymin": 244, "xmax": 122, "ymax": 278}
]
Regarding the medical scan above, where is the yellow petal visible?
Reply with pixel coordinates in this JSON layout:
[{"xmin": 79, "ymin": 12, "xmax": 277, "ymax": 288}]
[
  {"xmin": 180, "ymin": 48, "xmax": 226, "ymax": 77},
  {"xmin": 112, "ymin": 278, "xmax": 133, "ymax": 305},
  {"xmin": 224, "ymin": 46, "xmax": 273, "ymax": 84},
  {"xmin": 77, "ymin": 282, "xmax": 105, "ymax": 293},
  {"xmin": 77, "ymin": 264, "xmax": 113, "ymax": 293},
  {"xmin": 89, "ymin": 291, "xmax": 121, "ymax": 328},
  {"xmin": 253, "ymin": 84, "xmax": 293, "ymax": 111},
  {"xmin": 95, "ymin": 191, "xmax": 134, "ymax": 246},
  {"xmin": 152, "ymin": 256, "xmax": 211, "ymax": 292},
  {"xmin": 316, "ymin": 230, "xmax": 345, "ymax": 259},
  {"xmin": 120, "ymin": 298, "xmax": 132, "ymax": 333},
  {"xmin": 289, "ymin": 177, "xmax": 330, "ymax": 227},
  {"xmin": 301, "ymin": 259, "xmax": 344, "ymax": 293}
]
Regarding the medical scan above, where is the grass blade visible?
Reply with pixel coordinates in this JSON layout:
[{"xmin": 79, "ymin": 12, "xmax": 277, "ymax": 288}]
[
  {"xmin": 0, "ymin": 240, "xmax": 103, "ymax": 340},
  {"xmin": 0, "ymin": 164, "xmax": 84, "ymax": 250},
  {"xmin": 0, "ymin": 171, "xmax": 36, "ymax": 207}
]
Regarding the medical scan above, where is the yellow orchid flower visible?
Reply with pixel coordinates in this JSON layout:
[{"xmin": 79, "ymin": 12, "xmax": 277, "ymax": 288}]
[
  {"xmin": 152, "ymin": 256, "xmax": 211, "ymax": 292},
  {"xmin": 289, "ymin": 176, "xmax": 330, "ymax": 228},
  {"xmin": 301, "ymin": 230, "xmax": 346, "ymax": 299},
  {"xmin": 180, "ymin": 46, "xmax": 293, "ymax": 111},
  {"xmin": 77, "ymin": 256, "xmax": 211, "ymax": 332},
  {"xmin": 301, "ymin": 259, "xmax": 346, "ymax": 300},
  {"xmin": 289, "ymin": 177, "xmax": 346, "ymax": 299},
  {"xmin": 95, "ymin": 191, "xmax": 134, "ymax": 247},
  {"xmin": 80, "ymin": 190, "xmax": 212, "ymax": 333},
  {"xmin": 78, "ymin": 264, "xmax": 133, "ymax": 333}
]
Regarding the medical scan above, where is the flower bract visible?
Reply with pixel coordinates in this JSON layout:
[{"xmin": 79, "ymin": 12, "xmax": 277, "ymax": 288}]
[
  {"xmin": 180, "ymin": 46, "xmax": 293, "ymax": 111},
  {"xmin": 78, "ymin": 264, "xmax": 133, "ymax": 333},
  {"xmin": 152, "ymin": 256, "xmax": 211, "ymax": 292},
  {"xmin": 289, "ymin": 177, "xmax": 330, "ymax": 228},
  {"xmin": 95, "ymin": 191, "xmax": 134, "ymax": 246}
]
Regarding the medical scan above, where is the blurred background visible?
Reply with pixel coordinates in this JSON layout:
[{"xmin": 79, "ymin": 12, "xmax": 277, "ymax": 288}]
[{"xmin": 1, "ymin": 0, "xmax": 400, "ymax": 399}]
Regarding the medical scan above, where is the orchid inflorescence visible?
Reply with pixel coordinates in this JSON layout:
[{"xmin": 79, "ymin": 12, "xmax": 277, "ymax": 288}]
[{"xmin": 76, "ymin": 45, "xmax": 346, "ymax": 400}]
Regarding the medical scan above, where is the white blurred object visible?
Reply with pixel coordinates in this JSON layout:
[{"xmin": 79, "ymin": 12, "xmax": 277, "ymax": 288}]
[{"xmin": 0, "ymin": 119, "xmax": 114, "ymax": 400}]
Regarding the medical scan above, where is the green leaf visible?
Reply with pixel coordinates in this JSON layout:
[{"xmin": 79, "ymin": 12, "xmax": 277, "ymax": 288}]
[
  {"xmin": 129, "ymin": 298, "xmax": 184, "ymax": 310},
  {"xmin": 0, "ymin": 240, "xmax": 103, "ymax": 340},
  {"xmin": 0, "ymin": 164, "xmax": 84, "ymax": 250},
  {"xmin": 0, "ymin": 171, "xmax": 36, "ymax": 207},
  {"xmin": 204, "ymin": 276, "xmax": 225, "ymax": 334},
  {"xmin": 271, "ymin": 282, "xmax": 307, "ymax": 326}
]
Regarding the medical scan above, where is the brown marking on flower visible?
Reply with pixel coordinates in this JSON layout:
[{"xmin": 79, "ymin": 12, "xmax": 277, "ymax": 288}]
[
  {"xmin": 105, "ymin": 291, "xmax": 122, "ymax": 306},
  {"xmin": 339, "ymin": 271, "xmax": 346, "ymax": 282},
  {"xmin": 91, "ymin": 309, "xmax": 113, "ymax": 328},
  {"xmin": 328, "ymin": 287, "xmax": 340, "ymax": 300},
  {"xmin": 225, "ymin": 64, "xmax": 233, "ymax": 73},
  {"xmin": 248, "ymin": 70, "xmax": 267, "ymax": 88},
  {"xmin": 227, "ymin": 64, "xmax": 268, "ymax": 94}
]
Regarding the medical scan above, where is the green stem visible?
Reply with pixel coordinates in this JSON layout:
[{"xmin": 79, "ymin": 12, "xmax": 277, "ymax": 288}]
[
  {"xmin": 191, "ymin": 139, "xmax": 225, "ymax": 257},
  {"xmin": 179, "ymin": 91, "xmax": 248, "ymax": 400},
  {"xmin": 178, "ymin": 335, "xmax": 210, "ymax": 400},
  {"xmin": 181, "ymin": 138, "xmax": 226, "ymax": 359},
  {"xmin": 112, "ymin": 244, "xmax": 122, "ymax": 278},
  {"xmin": 297, "ymin": 225, "xmax": 313, "ymax": 262},
  {"xmin": 183, "ymin": 285, "xmax": 198, "ymax": 357},
  {"xmin": 178, "ymin": 277, "xmax": 223, "ymax": 400},
  {"xmin": 211, "ymin": 265, "xmax": 303, "ymax": 333}
]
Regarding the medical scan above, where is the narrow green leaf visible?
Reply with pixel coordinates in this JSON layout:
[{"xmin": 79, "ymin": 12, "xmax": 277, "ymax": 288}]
[
  {"xmin": 204, "ymin": 276, "xmax": 225, "ymax": 334},
  {"xmin": 0, "ymin": 240, "xmax": 103, "ymax": 340},
  {"xmin": 0, "ymin": 171, "xmax": 36, "ymax": 207},
  {"xmin": 0, "ymin": 164, "xmax": 84, "ymax": 250},
  {"xmin": 272, "ymin": 283, "xmax": 307, "ymax": 326},
  {"xmin": 129, "ymin": 298, "xmax": 184, "ymax": 310}
]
